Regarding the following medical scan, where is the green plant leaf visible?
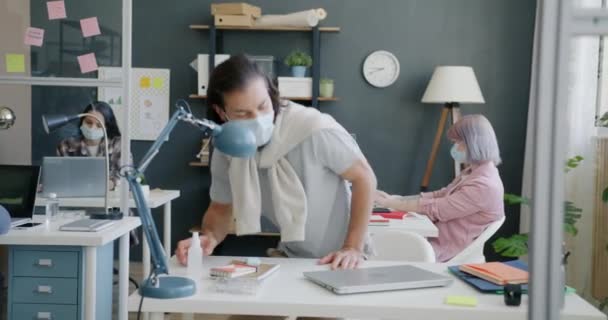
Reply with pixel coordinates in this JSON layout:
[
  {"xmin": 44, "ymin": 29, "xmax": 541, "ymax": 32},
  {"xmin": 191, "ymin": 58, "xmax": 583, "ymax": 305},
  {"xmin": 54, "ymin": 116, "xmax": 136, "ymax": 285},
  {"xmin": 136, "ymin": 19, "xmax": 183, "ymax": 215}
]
[
  {"xmin": 504, "ymin": 194, "xmax": 529, "ymax": 205},
  {"xmin": 599, "ymin": 297, "xmax": 608, "ymax": 311},
  {"xmin": 564, "ymin": 223, "xmax": 578, "ymax": 236},
  {"xmin": 603, "ymin": 187, "xmax": 608, "ymax": 203},
  {"xmin": 492, "ymin": 234, "xmax": 529, "ymax": 257}
]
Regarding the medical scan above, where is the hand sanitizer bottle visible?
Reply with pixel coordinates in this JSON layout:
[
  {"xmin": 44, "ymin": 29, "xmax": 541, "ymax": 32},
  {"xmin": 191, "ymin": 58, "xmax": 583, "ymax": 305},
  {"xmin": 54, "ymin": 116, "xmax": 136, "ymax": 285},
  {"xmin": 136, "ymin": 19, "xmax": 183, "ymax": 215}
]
[
  {"xmin": 45, "ymin": 193, "xmax": 59, "ymax": 228},
  {"xmin": 187, "ymin": 232, "xmax": 203, "ymax": 280}
]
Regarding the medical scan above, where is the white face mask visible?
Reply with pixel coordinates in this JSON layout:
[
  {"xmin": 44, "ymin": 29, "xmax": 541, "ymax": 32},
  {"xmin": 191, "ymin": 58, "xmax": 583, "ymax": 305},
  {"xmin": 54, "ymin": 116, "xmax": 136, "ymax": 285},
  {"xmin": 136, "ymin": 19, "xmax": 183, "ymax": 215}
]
[
  {"xmin": 228, "ymin": 110, "xmax": 275, "ymax": 147},
  {"xmin": 81, "ymin": 125, "xmax": 104, "ymax": 141}
]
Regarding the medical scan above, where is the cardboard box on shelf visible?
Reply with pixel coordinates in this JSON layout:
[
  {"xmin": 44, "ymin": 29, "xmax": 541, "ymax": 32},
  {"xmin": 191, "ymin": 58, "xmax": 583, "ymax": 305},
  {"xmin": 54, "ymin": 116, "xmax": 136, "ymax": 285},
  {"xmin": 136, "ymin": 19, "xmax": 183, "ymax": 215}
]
[
  {"xmin": 278, "ymin": 77, "xmax": 312, "ymax": 98},
  {"xmin": 211, "ymin": 3, "xmax": 262, "ymax": 18},
  {"xmin": 214, "ymin": 14, "xmax": 254, "ymax": 27}
]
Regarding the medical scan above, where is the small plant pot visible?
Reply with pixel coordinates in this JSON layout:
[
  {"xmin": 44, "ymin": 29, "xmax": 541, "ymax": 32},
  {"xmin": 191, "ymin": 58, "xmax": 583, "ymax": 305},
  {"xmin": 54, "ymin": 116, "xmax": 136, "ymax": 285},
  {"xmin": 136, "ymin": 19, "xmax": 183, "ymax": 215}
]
[
  {"xmin": 320, "ymin": 80, "xmax": 334, "ymax": 98},
  {"xmin": 291, "ymin": 66, "xmax": 307, "ymax": 77}
]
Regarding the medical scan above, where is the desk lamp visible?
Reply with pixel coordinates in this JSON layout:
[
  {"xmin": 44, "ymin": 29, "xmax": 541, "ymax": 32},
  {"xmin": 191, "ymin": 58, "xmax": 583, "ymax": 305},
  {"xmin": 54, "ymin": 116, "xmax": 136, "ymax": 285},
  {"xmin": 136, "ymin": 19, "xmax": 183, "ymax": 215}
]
[
  {"xmin": 420, "ymin": 66, "xmax": 484, "ymax": 191},
  {"xmin": 42, "ymin": 110, "xmax": 121, "ymax": 219},
  {"xmin": 128, "ymin": 100, "xmax": 255, "ymax": 298}
]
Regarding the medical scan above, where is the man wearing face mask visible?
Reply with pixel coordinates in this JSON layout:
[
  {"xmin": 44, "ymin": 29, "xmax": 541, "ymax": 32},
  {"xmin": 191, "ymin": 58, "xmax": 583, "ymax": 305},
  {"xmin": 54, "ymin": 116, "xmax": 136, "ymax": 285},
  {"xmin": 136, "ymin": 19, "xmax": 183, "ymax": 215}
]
[
  {"xmin": 375, "ymin": 115, "xmax": 505, "ymax": 262},
  {"xmin": 176, "ymin": 55, "xmax": 377, "ymax": 270},
  {"xmin": 56, "ymin": 101, "xmax": 127, "ymax": 191}
]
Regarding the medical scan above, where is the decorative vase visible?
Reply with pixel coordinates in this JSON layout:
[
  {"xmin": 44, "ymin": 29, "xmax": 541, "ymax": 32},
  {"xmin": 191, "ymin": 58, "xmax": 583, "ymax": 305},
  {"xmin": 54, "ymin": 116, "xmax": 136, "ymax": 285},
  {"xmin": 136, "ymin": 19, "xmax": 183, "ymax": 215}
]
[{"xmin": 320, "ymin": 80, "xmax": 334, "ymax": 98}]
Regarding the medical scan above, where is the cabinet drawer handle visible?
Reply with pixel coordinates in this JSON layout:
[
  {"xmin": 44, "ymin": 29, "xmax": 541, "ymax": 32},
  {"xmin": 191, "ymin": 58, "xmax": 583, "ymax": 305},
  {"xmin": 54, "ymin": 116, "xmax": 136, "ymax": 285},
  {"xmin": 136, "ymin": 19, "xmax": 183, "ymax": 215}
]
[
  {"xmin": 37, "ymin": 312, "xmax": 52, "ymax": 320},
  {"xmin": 36, "ymin": 259, "xmax": 53, "ymax": 267},
  {"xmin": 36, "ymin": 285, "xmax": 53, "ymax": 294}
]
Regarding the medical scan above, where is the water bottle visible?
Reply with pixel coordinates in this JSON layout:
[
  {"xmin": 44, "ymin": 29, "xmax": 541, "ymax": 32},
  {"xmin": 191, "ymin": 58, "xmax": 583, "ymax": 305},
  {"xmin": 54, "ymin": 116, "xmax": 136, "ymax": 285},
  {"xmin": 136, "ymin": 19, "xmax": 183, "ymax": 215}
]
[
  {"xmin": 187, "ymin": 232, "xmax": 203, "ymax": 280},
  {"xmin": 45, "ymin": 193, "xmax": 59, "ymax": 226}
]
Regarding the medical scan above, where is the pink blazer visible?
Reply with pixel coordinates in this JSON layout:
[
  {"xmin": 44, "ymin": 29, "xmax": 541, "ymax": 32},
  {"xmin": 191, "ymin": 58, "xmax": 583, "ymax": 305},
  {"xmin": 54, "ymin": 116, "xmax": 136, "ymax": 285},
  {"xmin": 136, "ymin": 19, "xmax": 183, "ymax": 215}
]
[{"xmin": 419, "ymin": 161, "xmax": 504, "ymax": 262}]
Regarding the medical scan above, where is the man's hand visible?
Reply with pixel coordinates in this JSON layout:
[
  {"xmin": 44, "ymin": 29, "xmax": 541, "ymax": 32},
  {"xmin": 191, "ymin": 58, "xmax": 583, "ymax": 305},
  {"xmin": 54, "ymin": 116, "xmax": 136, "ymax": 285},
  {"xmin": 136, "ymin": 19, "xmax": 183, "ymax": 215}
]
[
  {"xmin": 318, "ymin": 247, "xmax": 366, "ymax": 270},
  {"xmin": 175, "ymin": 233, "xmax": 218, "ymax": 266}
]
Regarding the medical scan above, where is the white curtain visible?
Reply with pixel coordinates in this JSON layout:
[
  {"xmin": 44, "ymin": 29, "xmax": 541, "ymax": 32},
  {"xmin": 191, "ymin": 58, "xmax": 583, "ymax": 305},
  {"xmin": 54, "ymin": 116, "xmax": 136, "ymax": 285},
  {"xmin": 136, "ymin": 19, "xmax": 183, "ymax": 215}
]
[{"xmin": 521, "ymin": 0, "xmax": 600, "ymax": 301}]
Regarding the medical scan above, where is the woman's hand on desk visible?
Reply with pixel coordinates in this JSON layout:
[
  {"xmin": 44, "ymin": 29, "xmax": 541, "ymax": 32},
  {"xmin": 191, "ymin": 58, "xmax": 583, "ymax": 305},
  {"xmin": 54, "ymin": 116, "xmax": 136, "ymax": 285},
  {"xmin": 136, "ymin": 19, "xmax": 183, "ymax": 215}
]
[
  {"xmin": 318, "ymin": 247, "xmax": 365, "ymax": 270},
  {"xmin": 175, "ymin": 233, "xmax": 219, "ymax": 266}
]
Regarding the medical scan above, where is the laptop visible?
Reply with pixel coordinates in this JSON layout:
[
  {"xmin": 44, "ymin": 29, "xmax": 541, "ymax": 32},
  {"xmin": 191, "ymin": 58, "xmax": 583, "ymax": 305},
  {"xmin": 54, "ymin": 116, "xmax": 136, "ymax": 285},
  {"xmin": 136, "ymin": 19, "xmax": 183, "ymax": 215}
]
[
  {"xmin": 42, "ymin": 157, "xmax": 106, "ymax": 198},
  {"xmin": 304, "ymin": 265, "xmax": 453, "ymax": 295},
  {"xmin": 0, "ymin": 165, "xmax": 41, "ymax": 227}
]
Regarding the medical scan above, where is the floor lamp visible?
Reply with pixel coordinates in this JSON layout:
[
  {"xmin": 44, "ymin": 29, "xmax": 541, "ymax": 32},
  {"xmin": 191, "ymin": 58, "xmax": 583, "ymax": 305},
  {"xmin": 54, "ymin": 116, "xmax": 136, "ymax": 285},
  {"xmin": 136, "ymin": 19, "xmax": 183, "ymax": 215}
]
[{"xmin": 420, "ymin": 66, "xmax": 485, "ymax": 192}]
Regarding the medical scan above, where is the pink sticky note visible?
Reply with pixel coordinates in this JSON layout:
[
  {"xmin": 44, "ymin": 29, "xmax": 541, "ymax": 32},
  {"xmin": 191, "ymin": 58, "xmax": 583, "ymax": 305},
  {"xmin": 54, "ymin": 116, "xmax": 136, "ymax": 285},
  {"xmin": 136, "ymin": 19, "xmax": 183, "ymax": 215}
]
[
  {"xmin": 77, "ymin": 53, "xmax": 98, "ymax": 74},
  {"xmin": 24, "ymin": 27, "xmax": 45, "ymax": 47},
  {"xmin": 47, "ymin": 1, "xmax": 67, "ymax": 20},
  {"xmin": 80, "ymin": 17, "xmax": 101, "ymax": 38}
]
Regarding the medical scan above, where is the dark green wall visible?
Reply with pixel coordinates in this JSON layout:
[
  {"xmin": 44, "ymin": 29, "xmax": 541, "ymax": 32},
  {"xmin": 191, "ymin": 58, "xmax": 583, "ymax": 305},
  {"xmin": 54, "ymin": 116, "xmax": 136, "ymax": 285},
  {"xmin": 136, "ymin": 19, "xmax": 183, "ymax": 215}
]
[{"xmin": 33, "ymin": 0, "xmax": 536, "ymax": 261}]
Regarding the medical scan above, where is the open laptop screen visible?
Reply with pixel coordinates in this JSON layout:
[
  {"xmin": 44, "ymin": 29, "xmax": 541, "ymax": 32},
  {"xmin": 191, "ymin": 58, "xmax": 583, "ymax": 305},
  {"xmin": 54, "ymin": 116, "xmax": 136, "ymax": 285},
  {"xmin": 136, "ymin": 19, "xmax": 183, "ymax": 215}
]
[{"xmin": 0, "ymin": 165, "xmax": 40, "ymax": 219}]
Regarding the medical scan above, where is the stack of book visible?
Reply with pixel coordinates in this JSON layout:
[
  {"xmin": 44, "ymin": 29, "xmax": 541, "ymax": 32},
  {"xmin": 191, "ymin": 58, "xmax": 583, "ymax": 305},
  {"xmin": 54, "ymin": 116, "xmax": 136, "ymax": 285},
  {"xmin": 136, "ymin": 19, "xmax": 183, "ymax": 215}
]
[{"xmin": 458, "ymin": 262, "xmax": 529, "ymax": 286}]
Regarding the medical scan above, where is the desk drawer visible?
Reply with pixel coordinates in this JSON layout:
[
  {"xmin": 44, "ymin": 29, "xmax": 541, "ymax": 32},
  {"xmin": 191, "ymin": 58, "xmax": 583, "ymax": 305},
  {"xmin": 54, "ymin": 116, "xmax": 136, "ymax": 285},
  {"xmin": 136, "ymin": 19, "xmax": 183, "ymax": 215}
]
[
  {"xmin": 11, "ymin": 303, "xmax": 78, "ymax": 320},
  {"xmin": 12, "ymin": 277, "xmax": 78, "ymax": 305},
  {"xmin": 13, "ymin": 250, "xmax": 79, "ymax": 278},
  {"xmin": 10, "ymin": 303, "xmax": 78, "ymax": 320}
]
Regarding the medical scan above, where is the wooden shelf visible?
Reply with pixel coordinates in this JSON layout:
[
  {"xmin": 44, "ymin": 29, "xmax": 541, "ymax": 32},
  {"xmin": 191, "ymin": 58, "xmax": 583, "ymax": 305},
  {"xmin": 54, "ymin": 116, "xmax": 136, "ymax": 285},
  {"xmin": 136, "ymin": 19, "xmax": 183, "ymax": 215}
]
[
  {"xmin": 189, "ymin": 161, "xmax": 209, "ymax": 167},
  {"xmin": 190, "ymin": 25, "xmax": 340, "ymax": 32},
  {"xmin": 189, "ymin": 94, "xmax": 338, "ymax": 102}
]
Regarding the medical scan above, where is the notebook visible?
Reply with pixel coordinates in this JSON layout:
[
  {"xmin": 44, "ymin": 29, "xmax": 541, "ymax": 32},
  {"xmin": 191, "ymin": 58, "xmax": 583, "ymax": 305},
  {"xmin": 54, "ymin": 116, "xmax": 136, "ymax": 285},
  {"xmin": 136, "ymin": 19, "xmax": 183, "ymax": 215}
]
[
  {"xmin": 448, "ymin": 260, "xmax": 529, "ymax": 293},
  {"xmin": 230, "ymin": 260, "xmax": 280, "ymax": 281},
  {"xmin": 459, "ymin": 261, "xmax": 529, "ymax": 286},
  {"xmin": 210, "ymin": 264, "xmax": 257, "ymax": 278}
]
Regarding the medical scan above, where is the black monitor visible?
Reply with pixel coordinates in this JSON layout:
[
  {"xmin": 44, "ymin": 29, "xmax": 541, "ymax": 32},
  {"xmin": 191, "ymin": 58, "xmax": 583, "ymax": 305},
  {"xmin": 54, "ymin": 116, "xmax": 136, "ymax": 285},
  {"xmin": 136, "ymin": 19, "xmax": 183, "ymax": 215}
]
[{"xmin": 0, "ymin": 165, "xmax": 41, "ymax": 218}]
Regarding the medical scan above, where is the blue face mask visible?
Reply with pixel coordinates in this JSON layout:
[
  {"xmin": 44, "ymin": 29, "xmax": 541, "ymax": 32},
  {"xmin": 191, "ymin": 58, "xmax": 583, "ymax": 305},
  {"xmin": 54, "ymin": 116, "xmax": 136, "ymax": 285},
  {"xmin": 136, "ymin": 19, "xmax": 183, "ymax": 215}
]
[
  {"xmin": 81, "ymin": 125, "xmax": 104, "ymax": 141},
  {"xmin": 450, "ymin": 144, "xmax": 467, "ymax": 163},
  {"xmin": 228, "ymin": 110, "xmax": 274, "ymax": 147}
]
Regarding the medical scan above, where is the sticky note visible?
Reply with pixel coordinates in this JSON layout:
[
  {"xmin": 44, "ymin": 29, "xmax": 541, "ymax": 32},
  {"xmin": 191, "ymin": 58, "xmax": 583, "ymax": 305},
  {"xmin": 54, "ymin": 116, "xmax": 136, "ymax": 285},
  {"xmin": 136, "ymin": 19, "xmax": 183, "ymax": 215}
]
[
  {"xmin": 77, "ymin": 53, "xmax": 98, "ymax": 74},
  {"xmin": 47, "ymin": 1, "xmax": 67, "ymax": 20},
  {"xmin": 24, "ymin": 27, "xmax": 45, "ymax": 47},
  {"xmin": 80, "ymin": 17, "xmax": 101, "ymax": 37},
  {"xmin": 140, "ymin": 77, "xmax": 151, "ymax": 88},
  {"xmin": 445, "ymin": 296, "xmax": 478, "ymax": 307},
  {"xmin": 152, "ymin": 77, "xmax": 163, "ymax": 89},
  {"xmin": 5, "ymin": 54, "xmax": 25, "ymax": 73}
]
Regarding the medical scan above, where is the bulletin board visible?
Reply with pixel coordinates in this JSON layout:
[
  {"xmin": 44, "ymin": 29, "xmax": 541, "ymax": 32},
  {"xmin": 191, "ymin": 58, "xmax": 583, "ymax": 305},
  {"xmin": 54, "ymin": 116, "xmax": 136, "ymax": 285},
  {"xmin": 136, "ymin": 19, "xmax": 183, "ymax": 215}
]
[{"xmin": 98, "ymin": 67, "xmax": 170, "ymax": 141}]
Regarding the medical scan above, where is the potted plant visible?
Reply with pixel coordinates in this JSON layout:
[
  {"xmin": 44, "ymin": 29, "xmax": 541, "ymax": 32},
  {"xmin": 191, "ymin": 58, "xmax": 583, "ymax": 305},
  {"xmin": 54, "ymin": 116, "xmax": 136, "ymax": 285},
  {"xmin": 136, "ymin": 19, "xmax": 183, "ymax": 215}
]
[
  {"xmin": 320, "ymin": 78, "xmax": 334, "ymax": 98},
  {"xmin": 492, "ymin": 156, "xmax": 584, "ymax": 257},
  {"xmin": 284, "ymin": 50, "xmax": 312, "ymax": 77}
]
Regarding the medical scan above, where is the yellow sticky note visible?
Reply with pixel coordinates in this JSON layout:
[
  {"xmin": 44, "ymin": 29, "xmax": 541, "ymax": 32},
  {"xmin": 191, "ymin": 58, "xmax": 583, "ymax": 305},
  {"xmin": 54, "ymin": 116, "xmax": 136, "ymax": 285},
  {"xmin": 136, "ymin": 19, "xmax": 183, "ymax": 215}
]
[
  {"xmin": 445, "ymin": 296, "xmax": 477, "ymax": 307},
  {"xmin": 152, "ymin": 77, "xmax": 163, "ymax": 89},
  {"xmin": 6, "ymin": 54, "xmax": 25, "ymax": 73},
  {"xmin": 140, "ymin": 77, "xmax": 151, "ymax": 88}
]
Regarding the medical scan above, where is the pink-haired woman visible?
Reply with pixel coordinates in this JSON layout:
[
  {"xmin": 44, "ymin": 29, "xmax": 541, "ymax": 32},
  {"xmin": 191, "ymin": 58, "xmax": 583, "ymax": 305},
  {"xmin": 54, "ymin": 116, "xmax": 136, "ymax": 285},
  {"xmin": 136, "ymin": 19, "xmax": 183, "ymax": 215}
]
[{"xmin": 375, "ymin": 114, "xmax": 505, "ymax": 262}]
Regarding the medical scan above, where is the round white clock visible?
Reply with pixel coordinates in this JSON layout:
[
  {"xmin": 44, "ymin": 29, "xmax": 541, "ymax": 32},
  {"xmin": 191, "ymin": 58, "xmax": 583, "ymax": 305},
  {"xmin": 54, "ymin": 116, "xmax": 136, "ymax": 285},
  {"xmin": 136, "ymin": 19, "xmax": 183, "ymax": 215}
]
[{"xmin": 362, "ymin": 50, "xmax": 400, "ymax": 88}]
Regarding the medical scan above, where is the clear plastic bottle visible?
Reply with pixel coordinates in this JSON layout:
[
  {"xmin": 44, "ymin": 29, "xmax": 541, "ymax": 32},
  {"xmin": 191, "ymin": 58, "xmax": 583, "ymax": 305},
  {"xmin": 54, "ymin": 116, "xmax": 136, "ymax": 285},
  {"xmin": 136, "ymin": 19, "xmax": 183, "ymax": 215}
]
[
  {"xmin": 45, "ymin": 193, "xmax": 59, "ymax": 226},
  {"xmin": 187, "ymin": 232, "xmax": 203, "ymax": 280}
]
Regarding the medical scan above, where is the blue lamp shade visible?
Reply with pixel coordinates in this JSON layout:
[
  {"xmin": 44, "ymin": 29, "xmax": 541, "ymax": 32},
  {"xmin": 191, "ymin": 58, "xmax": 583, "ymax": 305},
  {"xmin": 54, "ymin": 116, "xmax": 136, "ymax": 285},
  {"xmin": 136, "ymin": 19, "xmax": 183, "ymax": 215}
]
[
  {"xmin": 42, "ymin": 114, "xmax": 81, "ymax": 133},
  {"xmin": 0, "ymin": 205, "xmax": 10, "ymax": 235},
  {"xmin": 212, "ymin": 121, "xmax": 257, "ymax": 158}
]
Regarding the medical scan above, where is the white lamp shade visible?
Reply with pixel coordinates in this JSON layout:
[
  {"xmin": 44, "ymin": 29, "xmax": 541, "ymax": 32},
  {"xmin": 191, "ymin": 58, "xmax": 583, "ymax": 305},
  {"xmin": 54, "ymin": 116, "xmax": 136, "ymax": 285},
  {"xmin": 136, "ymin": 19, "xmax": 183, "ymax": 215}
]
[{"xmin": 421, "ymin": 66, "xmax": 485, "ymax": 104}]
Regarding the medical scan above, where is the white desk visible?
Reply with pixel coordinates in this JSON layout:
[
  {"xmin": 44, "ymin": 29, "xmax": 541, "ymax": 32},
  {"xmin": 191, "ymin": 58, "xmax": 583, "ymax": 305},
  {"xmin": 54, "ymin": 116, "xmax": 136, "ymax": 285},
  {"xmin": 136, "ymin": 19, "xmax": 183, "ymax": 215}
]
[
  {"xmin": 368, "ymin": 213, "xmax": 439, "ymax": 238},
  {"xmin": 128, "ymin": 256, "xmax": 606, "ymax": 320},
  {"xmin": 0, "ymin": 216, "xmax": 141, "ymax": 320},
  {"xmin": 36, "ymin": 188, "xmax": 180, "ymax": 280}
]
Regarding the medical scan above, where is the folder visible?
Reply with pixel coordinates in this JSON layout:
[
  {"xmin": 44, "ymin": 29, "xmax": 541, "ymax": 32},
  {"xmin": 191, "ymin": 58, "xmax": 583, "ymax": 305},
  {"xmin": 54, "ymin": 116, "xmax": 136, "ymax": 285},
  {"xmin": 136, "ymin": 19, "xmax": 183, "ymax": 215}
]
[{"xmin": 459, "ymin": 262, "xmax": 528, "ymax": 285}]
